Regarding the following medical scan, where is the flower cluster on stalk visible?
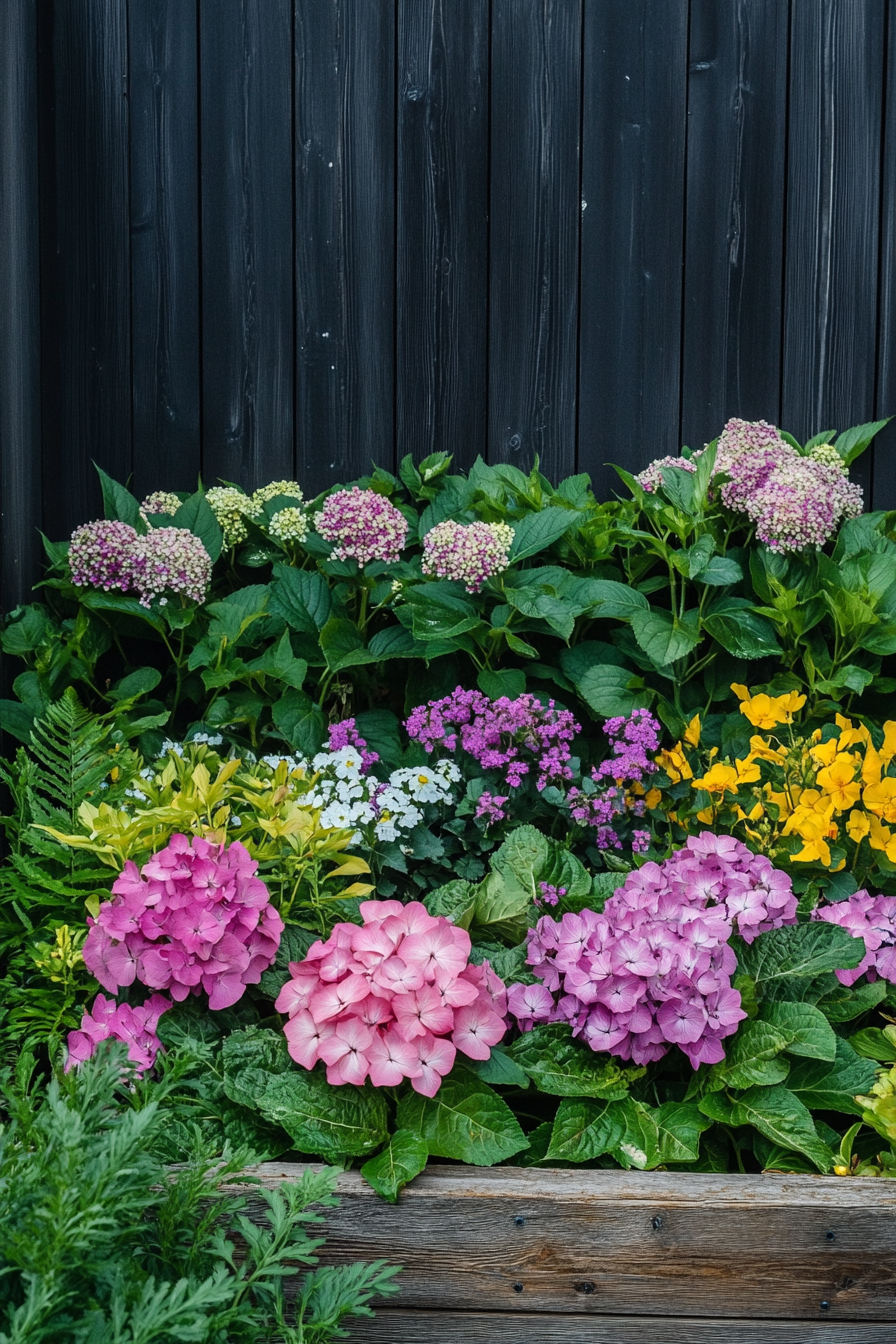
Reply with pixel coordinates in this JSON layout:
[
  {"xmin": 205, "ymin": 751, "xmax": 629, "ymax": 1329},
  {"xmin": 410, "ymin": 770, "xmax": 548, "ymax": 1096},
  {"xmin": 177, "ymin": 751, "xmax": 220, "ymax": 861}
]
[
  {"xmin": 69, "ymin": 520, "xmax": 212, "ymax": 607},
  {"xmin": 276, "ymin": 900, "xmax": 507, "ymax": 1092},
  {"xmin": 567, "ymin": 709, "xmax": 662, "ymax": 850},
  {"xmin": 66, "ymin": 992, "xmax": 171, "ymax": 1076},
  {"xmin": 83, "ymin": 835, "xmax": 283, "ymax": 1010},
  {"xmin": 314, "ymin": 487, "xmax": 408, "ymax": 565},
  {"xmin": 509, "ymin": 833, "xmax": 798, "ymax": 1068},
  {"xmin": 421, "ymin": 520, "xmax": 515, "ymax": 593}
]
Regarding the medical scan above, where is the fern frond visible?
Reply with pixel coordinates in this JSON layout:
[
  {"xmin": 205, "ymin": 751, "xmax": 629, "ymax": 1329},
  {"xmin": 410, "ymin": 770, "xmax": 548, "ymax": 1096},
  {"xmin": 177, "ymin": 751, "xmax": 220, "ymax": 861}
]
[{"xmin": 26, "ymin": 689, "xmax": 116, "ymax": 833}]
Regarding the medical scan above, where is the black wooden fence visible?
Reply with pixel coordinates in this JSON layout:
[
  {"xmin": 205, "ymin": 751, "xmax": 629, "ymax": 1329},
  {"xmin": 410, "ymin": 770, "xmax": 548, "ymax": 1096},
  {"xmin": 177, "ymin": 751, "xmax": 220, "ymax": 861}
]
[{"xmin": 3, "ymin": 0, "xmax": 896, "ymax": 612}]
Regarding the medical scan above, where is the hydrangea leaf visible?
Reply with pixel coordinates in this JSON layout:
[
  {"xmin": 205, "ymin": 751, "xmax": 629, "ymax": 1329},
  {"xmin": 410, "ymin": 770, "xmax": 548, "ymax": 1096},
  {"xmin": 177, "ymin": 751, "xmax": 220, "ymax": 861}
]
[
  {"xmin": 703, "ymin": 597, "xmax": 781, "ymax": 659},
  {"xmin": 630, "ymin": 608, "xmax": 701, "ymax": 666},
  {"xmin": 736, "ymin": 923, "xmax": 865, "ymax": 997},
  {"xmin": 397, "ymin": 1074, "xmax": 528, "ymax": 1166},
  {"xmin": 511, "ymin": 1024, "xmax": 645, "ymax": 1099},
  {"xmin": 260, "ymin": 1070, "xmax": 389, "ymax": 1158},
  {"xmin": 95, "ymin": 464, "xmax": 142, "ymax": 531},
  {"xmin": 271, "ymin": 688, "xmax": 326, "ymax": 756},
  {"xmin": 258, "ymin": 926, "xmax": 317, "ymax": 999},
  {"xmin": 424, "ymin": 880, "xmax": 477, "ymax": 929},
  {"xmin": 472, "ymin": 871, "xmax": 531, "ymax": 944},
  {"xmin": 849, "ymin": 1027, "xmax": 896, "ymax": 1063},
  {"xmin": 508, "ymin": 507, "xmax": 582, "ymax": 562},
  {"xmin": 647, "ymin": 1102, "xmax": 711, "ymax": 1166},
  {"xmin": 816, "ymin": 977, "xmax": 887, "ymax": 1022},
  {"xmin": 360, "ymin": 1130, "xmax": 429, "ymax": 1203},
  {"xmin": 761, "ymin": 1001, "xmax": 838, "ymax": 1061},
  {"xmin": 465, "ymin": 1046, "xmax": 530, "ymax": 1088},
  {"xmin": 173, "ymin": 490, "xmax": 223, "ymax": 562},
  {"xmin": 546, "ymin": 1097, "xmax": 626, "ymax": 1163},
  {"xmin": 571, "ymin": 664, "xmax": 648, "ymax": 718},
  {"xmin": 785, "ymin": 1039, "xmax": 877, "ymax": 1115},
  {"xmin": 705, "ymin": 1021, "xmax": 791, "ymax": 1092},
  {"xmin": 269, "ymin": 564, "xmax": 333, "ymax": 633},
  {"xmin": 695, "ymin": 556, "xmax": 743, "ymax": 586},
  {"xmin": 698, "ymin": 1085, "xmax": 833, "ymax": 1171}
]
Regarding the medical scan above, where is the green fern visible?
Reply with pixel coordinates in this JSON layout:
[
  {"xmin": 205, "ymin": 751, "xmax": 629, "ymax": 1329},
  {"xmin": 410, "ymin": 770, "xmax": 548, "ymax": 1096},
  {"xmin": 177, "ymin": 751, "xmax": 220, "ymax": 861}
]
[{"xmin": 25, "ymin": 687, "xmax": 120, "ymax": 833}]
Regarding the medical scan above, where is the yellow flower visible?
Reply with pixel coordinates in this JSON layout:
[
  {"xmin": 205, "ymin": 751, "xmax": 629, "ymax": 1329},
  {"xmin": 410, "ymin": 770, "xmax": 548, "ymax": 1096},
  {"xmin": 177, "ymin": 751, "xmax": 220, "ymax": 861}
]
[
  {"xmin": 735, "ymin": 757, "xmax": 761, "ymax": 785},
  {"xmin": 792, "ymin": 824, "xmax": 833, "ymax": 866},
  {"xmin": 766, "ymin": 788, "xmax": 793, "ymax": 820},
  {"xmin": 882, "ymin": 722, "xmax": 896, "ymax": 766},
  {"xmin": 816, "ymin": 754, "xmax": 862, "ymax": 812},
  {"xmin": 836, "ymin": 714, "xmax": 871, "ymax": 751},
  {"xmin": 778, "ymin": 690, "xmax": 807, "ymax": 717},
  {"xmin": 868, "ymin": 813, "xmax": 896, "ymax": 862},
  {"xmin": 693, "ymin": 763, "xmax": 739, "ymax": 795},
  {"xmin": 644, "ymin": 788, "xmax": 662, "ymax": 809},
  {"xmin": 862, "ymin": 744, "xmax": 884, "ymax": 787},
  {"xmin": 657, "ymin": 744, "xmax": 692, "ymax": 784},
  {"xmin": 810, "ymin": 737, "xmax": 840, "ymax": 769},
  {"xmin": 748, "ymin": 735, "xmax": 786, "ymax": 764},
  {"xmin": 736, "ymin": 693, "xmax": 784, "ymax": 729},
  {"xmin": 863, "ymin": 777, "xmax": 896, "ymax": 824},
  {"xmin": 684, "ymin": 714, "xmax": 701, "ymax": 748},
  {"xmin": 846, "ymin": 810, "xmax": 871, "ymax": 843}
]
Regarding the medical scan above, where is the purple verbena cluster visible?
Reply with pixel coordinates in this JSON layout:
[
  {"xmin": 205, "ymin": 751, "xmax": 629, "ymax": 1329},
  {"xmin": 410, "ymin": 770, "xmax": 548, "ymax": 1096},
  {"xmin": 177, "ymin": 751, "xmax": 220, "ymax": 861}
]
[
  {"xmin": 508, "ymin": 833, "xmax": 798, "ymax": 1069},
  {"xmin": 536, "ymin": 882, "xmax": 567, "ymax": 907},
  {"xmin": 567, "ymin": 709, "xmax": 661, "ymax": 850},
  {"xmin": 812, "ymin": 891, "xmax": 896, "ymax": 986},
  {"xmin": 474, "ymin": 791, "xmax": 510, "ymax": 826},
  {"xmin": 68, "ymin": 519, "xmax": 212, "ymax": 606},
  {"xmin": 327, "ymin": 717, "xmax": 380, "ymax": 773},
  {"xmin": 421, "ymin": 519, "xmax": 515, "ymax": 593},
  {"xmin": 405, "ymin": 687, "xmax": 580, "ymax": 791},
  {"xmin": 83, "ymin": 834, "xmax": 284, "ymax": 1011},
  {"xmin": 314, "ymin": 487, "xmax": 408, "ymax": 566},
  {"xmin": 65, "ymin": 992, "xmax": 171, "ymax": 1076}
]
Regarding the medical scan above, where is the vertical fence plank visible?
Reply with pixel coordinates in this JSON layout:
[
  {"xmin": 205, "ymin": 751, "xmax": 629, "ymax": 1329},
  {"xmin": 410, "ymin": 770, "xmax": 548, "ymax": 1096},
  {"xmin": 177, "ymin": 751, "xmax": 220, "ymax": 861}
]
[
  {"xmin": 873, "ymin": 3, "xmax": 896, "ymax": 511},
  {"xmin": 489, "ymin": 0, "xmax": 581, "ymax": 482},
  {"xmin": 200, "ymin": 0, "xmax": 294, "ymax": 491},
  {"xmin": 782, "ymin": 0, "xmax": 884, "ymax": 504},
  {"xmin": 129, "ymin": 0, "xmax": 201, "ymax": 499},
  {"xmin": 0, "ymin": 0, "xmax": 43, "ymax": 608},
  {"xmin": 44, "ymin": 0, "xmax": 131, "ymax": 539},
  {"xmin": 396, "ymin": 0, "xmax": 489, "ymax": 472},
  {"xmin": 681, "ymin": 0, "xmax": 788, "ymax": 451},
  {"xmin": 578, "ymin": 1, "xmax": 689, "ymax": 501},
  {"xmin": 294, "ymin": 0, "xmax": 396, "ymax": 497}
]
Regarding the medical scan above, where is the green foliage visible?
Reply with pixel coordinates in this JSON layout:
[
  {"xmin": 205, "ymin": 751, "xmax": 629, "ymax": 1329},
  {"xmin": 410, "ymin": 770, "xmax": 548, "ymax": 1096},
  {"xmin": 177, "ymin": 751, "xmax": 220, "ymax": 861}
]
[{"xmin": 0, "ymin": 1048, "xmax": 399, "ymax": 1343}]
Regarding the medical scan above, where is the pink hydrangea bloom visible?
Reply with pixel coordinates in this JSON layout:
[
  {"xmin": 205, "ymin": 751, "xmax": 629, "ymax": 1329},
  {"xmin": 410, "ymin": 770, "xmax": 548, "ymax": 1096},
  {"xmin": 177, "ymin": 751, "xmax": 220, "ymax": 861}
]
[
  {"xmin": 69, "ymin": 520, "xmax": 138, "ymax": 591},
  {"xmin": 508, "ymin": 833, "xmax": 799, "ymax": 1069},
  {"xmin": 65, "ymin": 992, "xmax": 171, "ymax": 1076},
  {"xmin": 129, "ymin": 527, "xmax": 212, "ymax": 605},
  {"xmin": 635, "ymin": 455, "xmax": 698, "ymax": 492},
  {"xmin": 812, "ymin": 890, "xmax": 896, "ymax": 986},
  {"xmin": 406, "ymin": 687, "xmax": 580, "ymax": 791},
  {"xmin": 83, "ymin": 835, "xmax": 283, "ymax": 1011},
  {"xmin": 275, "ymin": 899, "xmax": 507, "ymax": 1094},
  {"xmin": 314, "ymin": 487, "xmax": 408, "ymax": 565},
  {"xmin": 421, "ymin": 520, "xmax": 515, "ymax": 593}
]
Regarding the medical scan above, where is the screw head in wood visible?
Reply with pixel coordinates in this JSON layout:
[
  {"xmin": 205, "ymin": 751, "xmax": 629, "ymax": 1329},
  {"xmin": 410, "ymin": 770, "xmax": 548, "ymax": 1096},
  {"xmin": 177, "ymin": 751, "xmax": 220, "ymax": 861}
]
[
  {"xmin": 512, "ymin": 1282, "xmax": 523, "ymax": 1293},
  {"xmin": 514, "ymin": 1216, "xmax": 525, "ymax": 1226}
]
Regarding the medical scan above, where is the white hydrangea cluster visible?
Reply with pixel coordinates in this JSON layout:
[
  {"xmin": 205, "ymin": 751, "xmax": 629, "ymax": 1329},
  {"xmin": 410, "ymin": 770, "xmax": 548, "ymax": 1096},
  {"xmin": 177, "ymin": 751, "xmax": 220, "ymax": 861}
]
[{"xmin": 268, "ymin": 506, "xmax": 309, "ymax": 543}]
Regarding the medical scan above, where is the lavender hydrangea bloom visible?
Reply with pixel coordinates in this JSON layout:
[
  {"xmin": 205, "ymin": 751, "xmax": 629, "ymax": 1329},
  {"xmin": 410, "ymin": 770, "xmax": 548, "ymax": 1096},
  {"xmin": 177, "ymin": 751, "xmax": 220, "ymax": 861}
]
[
  {"xmin": 509, "ymin": 833, "xmax": 799, "ymax": 1069},
  {"xmin": 813, "ymin": 891, "xmax": 896, "ymax": 986}
]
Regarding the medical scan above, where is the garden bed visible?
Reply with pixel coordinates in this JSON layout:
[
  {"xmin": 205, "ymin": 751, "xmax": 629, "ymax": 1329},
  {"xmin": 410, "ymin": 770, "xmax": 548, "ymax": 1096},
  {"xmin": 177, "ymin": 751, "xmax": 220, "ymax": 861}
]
[{"xmin": 237, "ymin": 1162, "xmax": 896, "ymax": 1341}]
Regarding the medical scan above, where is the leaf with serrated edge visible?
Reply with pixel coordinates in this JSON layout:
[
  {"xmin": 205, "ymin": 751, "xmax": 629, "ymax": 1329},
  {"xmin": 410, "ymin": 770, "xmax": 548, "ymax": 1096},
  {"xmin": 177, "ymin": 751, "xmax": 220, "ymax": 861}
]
[
  {"xmin": 546, "ymin": 1098, "xmax": 625, "ymax": 1162},
  {"xmin": 397, "ymin": 1075, "xmax": 528, "ymax": 1166},
  {"xmin": 761, "ymin": 1001, "xmax": 837, "ymax": 1061},
  {"xmin": 360, "ymin": 1130, "xmax": 429, "ymax": 1203},
  {"xmin": 698, "ymin": 1085, "xmax": 832, "ymax": 1171},
  {"xmin": 511, "ymin": 1024, "xmax": 644, "ymax": 1099}
]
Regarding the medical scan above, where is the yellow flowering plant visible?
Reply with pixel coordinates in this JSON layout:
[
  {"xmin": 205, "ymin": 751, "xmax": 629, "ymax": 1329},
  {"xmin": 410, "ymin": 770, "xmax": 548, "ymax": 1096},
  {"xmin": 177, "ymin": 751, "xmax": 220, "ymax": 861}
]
[{"xmin": 651, "ymin": 683, "xmax": 896, "ymax": 895}]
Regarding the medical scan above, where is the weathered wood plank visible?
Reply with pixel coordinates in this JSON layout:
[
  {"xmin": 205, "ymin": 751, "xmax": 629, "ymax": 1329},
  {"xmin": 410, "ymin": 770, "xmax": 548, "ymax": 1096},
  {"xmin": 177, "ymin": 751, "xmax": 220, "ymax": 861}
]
[
  {"xmin": 872, "ymin": 0, "xmax": 896, "ymax": 512},
  {"xmin": 782, "ymin": 0, "xmax": 885, "ymax": 505},
  {"xmin": 0, "ymin": 0, "xmax": 43, "ymax": 606},
  {"xmin": 200, "ymin": 0, "xmax": 294, "ymax": 491},
  {"xmin": 681, "ymin": 0, "xmax": 788, "ymax": 451},
  {"xmin": 294, "ymin": 0, "xmax": 396, "ymax": 497},
  {"xmin": 128, "ymin": 0, "xmax": 201, "ymax": 499},
  {"xmin": 45, "ymin": 0, "xmax": 132, "ymax": 538},
  {"xmin": 578, "ymin": 0, "xmax": 689, "ymax": 501},
  {"xmin": 396, "ymin": 0, "xmax": 489, "ymax": 472},
  {"xmin": 235, "ymin": 1164, "xmax": 896, "ymax": 1321},
  {"xmin": 347, "ymin": 1309, "xmax": 896, "ymax": 1343},
  {"xmin": 488, "ymin": 0, "xmax": 581, "ymax": 481}
]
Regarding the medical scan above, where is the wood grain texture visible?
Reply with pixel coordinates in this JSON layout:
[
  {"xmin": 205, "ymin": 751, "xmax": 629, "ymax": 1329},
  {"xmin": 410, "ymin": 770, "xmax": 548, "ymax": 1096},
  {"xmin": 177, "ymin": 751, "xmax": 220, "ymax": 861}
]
[
  {"xmin": 45, "ymin": 0, "xmax": 132, "ymax": 537},
  {"xmin": 234, "ymin": 1164, "xmax": 896, "ymax": 1322},
  {"xmin": 0, "ymin": 0, "xmax": 43, "ymax": 606},
  {"xmin": 578, "ymin": 1, "xmax": 689, "ymax": 501},
  {"xmin": 873, "ymin": 0, "xmax": 896, "ymax": 512},
  {"xmin": 346, "ymin": 1309, "xmax": 896, "ymax": 1343},
  {"xmin": 782, "ymin": 0, "xmax": 885, "ymax": 505},
  {"xmin": 488, "ymin": 0, "xmax": 581, "ymax": 481},
  {"xmin": 200, "ymin": 0, "xmax": 294, "ymax": 491},
  {"xmin": 129, "ymin": 0, "xmax": 201, "ymax": 498},
  {"xmin": 681, "ymin": 0, "xmax": 789, "ymax": 451},
  {"xmin": 294, "ymin": 0, "xmax": 396, "ymax": 497},
  {"xmin": 397, "ymin": 0, "xmax": 489, "ymax": 471}
]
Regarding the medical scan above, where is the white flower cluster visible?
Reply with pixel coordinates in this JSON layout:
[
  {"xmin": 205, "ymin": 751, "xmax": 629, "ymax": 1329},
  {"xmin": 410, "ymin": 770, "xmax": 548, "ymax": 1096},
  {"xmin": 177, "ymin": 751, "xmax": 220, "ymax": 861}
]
[{"xmin": 260, "ymin": 745, "xmax": 460, "ymax": 844}]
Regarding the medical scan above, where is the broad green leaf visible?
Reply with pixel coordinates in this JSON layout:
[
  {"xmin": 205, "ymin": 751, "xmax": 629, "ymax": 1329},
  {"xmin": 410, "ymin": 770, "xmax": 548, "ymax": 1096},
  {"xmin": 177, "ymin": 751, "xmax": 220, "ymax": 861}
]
[
  {"xmin": 703, "ymin": 598, "xmax": 781, "ymax": 659},
  {"xmin": 424, "ymin": 880, "xmax": 477, "ymax": 929},
  {"xmin": 258, "ymin": 925, "xmax": 316, "ymax": 998},
  {"xmin": 786, "ymin": 1040, "xmax": 877, "ymax": 1115},
  {"xmin": 272, "ymin": 688, "xmax": 326, "ymax": 755},
  {"xmin": 269, "ymin": 564, "xmax": 333, "ymax": 633},
  {"xmin": 509, "ymin": 507, "xmax": 581, "ymax": 562},
  {"xmin": 173, "ymin": 490, "xmax": 223, "ymax": 562},
  {"xmin": 80, "ymin": 589, "xmax": 165, "ymax": 631},
  {"xmin": 737, "ymin": 924, "xmax": 865, "ymax": 996},
  {"xmin": 367, "ymin": 624, "xmax": 420, "ymax": 659},
  {"xmin": 477, "ymin": 667, "xmax": 527, "ymax": 699},
  {"xmin": 491, "ymin": 825, "xmax": 549, "ymax": 897},
  {"xmin": 698, "ymin": 1085, "xmax": 832, "ymax": 1171},
  {"xmin": 705, "ymin": 1021, "xmax": 791, "ymax": 1091},
  {"xmin": 206, "ymin": 585, "xmax": 270, "ymax": 642},
  {"xmin": 261, "ymin": 1069, "xmax": 389, "ymax": 1157},
  {"xmin": 573, "ymin": 664, "xmax": 649, "ymax": 718},
  {"xmin": 658, "ymin": 464, "xmax": 697, "ymax": 512},
  {"xmin": 95, "ymin": 463, "xmax": 141, "ymax": 530},
  {"xmin": 108, "ymin": 667, "xmax": 162, "ymax": 701},
  {"xmin": 397, "ymin": 1074, "xmax": 528, "ymax": 1166},
  {"xmin": 649, "ymin": 1102, "xmax": 711, "ymax": 1165},
  {"xmin": 583, "ymin": 580, "xmax": 649, "ymax": 621},
  {"xmin": 360, "ymin": 1130, "xmax": 429, "ymax": 1203},
  {"xmin": 473, "ymin": 872, "xmax": 531, "ymax": 943},
  {"xmin": 505, "ymin": 632, "xmax": 539, "ymax": 658},
  {"xmin": 247, "ymin": 629, "xmax": 308, "ymax": 689},
  {"xmin": 504, "ymin": 588, "xmax": 577, "ymax": 640},
  {"xmin": 546, "ymin": 1097, "xmax": 625, "ymax": 1162},
  {"xmin": 696, "ymin": 556, "xmax": 743, "ymax": 586},
  {"xmin": 221, "ymin": 1026, "xmax": 293, "ymax": 1110},
  {"xmin": 510, "ymin": 1024, "xmax": 645, "ymax": 1099},
  {"xmin": 849, "ymin": 1027, "xmax": 896, "ymax": 1063},
  {"xmin": 467, "ymin": 1046, "xmax": 530, "ymax": 1088},
  {"xmin": 0, "ymin": 700, "xmax": 36, "ymax": 744},
  {"xmin": 816, "ymin": 977, "xmax": 887, "ymax": 1022},
  {"xmin": 319, "ymin": 617, "xmax": 364, "ymax": 668},
  {"xmin": 761, "ymin": 1002, "xmax": 837, "ymax": 1061},
  {"xmin": 559, "ymin": 641, "xmax": 630, "ymax": 677},
  {"xmin": 630, "ymin": 608, "xmax": 701, "ymax": 666},
  {"xmin": 834, "ymin": 417, "xmax": 891, "ymax": 466}
]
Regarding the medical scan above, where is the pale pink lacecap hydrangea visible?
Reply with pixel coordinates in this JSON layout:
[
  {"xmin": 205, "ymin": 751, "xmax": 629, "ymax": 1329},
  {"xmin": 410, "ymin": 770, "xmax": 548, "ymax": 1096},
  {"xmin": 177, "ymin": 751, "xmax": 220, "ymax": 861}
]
[
  {"xmin": 83, "ymin": 835, "xmax": 283, "ymax": 1011},
  {"xmin": 421, "ymin": 520, "xmax": 515, "ymax": 593},
  {"xmin": 812, "ymin": 891, "xmax": 896, "ymax": 986},
  {"xmin": 314, "ymin": 488, "xmax": 408, "ymax": 565},
  {"xmin": 129, "ymin": 527, "xmax": 212, "ymax": 606},
  {"xmin": 65, "ymin": 992, "xmax": 171, "ymax": 1076},
  {"xmin": 508, "ymin": 833, "xmax": 799, "ymax": 1070},
  {"xmin": 69, "ymin": 520, "xmax": 139, "ymax": 591},
  {"xmin": 275, "ymin": 900, "xmax": 508, "ymax": 1094}
]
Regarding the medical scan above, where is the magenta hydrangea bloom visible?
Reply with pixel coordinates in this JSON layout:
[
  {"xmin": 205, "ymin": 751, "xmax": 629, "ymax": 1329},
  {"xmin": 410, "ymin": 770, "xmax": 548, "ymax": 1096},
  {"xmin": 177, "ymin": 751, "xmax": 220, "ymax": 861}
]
[
  {"xmin": 314, "ymin": 487, "xmax": 408, "ymax": 565},
  {"xmin": 406, "ymin": 687, "xmax": 580, "ymax": 791},
  {"xmin": 327, "ymin": 717, "xmax": 380, "ymax": 773},
  {"xmin": 65, "ymin": 992, "xmax": 171, "ymax": 1076},
  {"xmin": 69, "ymin": 520, "xmax": 139, "ymax": 591},
  {"xmin": 421, "ymin": 520, "xmax": 515, "ymax": 592},
  {"xmin": 508, "ymin": 833, "xmax": 799, "ymax": 1069},
  {"xmin": 812, "ymin": 891, "xmax": 896, "ymax": 986},
  {"xmin": 83, "ymin": 835, "xmax": 283, "ymax": 1011},
  {"xmin": 275, "ymin": 900, "xmax": 507, "ymax": 1094}
]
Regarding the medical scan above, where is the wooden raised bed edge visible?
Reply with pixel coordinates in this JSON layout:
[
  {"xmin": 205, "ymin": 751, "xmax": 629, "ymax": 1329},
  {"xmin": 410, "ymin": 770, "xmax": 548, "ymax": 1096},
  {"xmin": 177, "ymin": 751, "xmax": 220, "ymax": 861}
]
[{"xmin": 229, "ymin": 1162, "xmax": 896, "ymax": 1343}]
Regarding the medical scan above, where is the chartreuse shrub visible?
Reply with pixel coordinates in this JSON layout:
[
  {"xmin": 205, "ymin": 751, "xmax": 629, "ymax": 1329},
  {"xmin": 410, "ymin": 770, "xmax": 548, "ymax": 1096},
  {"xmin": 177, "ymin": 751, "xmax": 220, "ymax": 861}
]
[{"xmin": 0, "ymin": 1047, "xmax": 399, "ymax": 1343}]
